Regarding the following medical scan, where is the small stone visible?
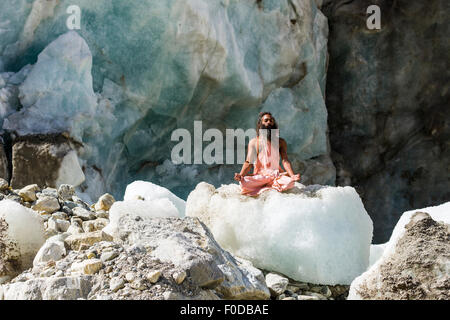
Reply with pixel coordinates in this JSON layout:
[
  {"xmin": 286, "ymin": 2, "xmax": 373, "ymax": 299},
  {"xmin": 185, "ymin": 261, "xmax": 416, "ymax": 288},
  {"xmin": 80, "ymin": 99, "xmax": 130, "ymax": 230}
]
[
  {"xmin": 100, "ymin": 251, "xmax": 119, "ymax": 262},
  {"xmin": 41, "ymin": 187, "xmax": 58, "ymax": 198},
  {"xmin": 82, "ymin": 221, "xmax": 95, "ymax": 233},
  {"xmin": 329, "ymin": 285, "xmax": 350, "ymax": 298},
  {"xmin": 125, "ymin": 272, "xmax": 135, "ymax": 282},
  {"xmin": 40, "ymin": 268, "xmax": 56, "ymax": 277},
  {"xmin": 310, "ymin": 286, "xmax": 323, "ymax": 293},
  {"xmin": 130, "ymin": 279, "xmax": 147, "ymax": 290},
  {"xmin": 70, "ymin": 217, "xmax": 83, "ymax": 226},
  {"xmin": 86, "ymin": 252, "xmax": 96, "ymax": 259},
  {"xmin": 31, "ymin": 196, "xmax": 60, "ymax": 214},
  {"xmin": 94, "ymin": 193, "xmax": 115, "ymax": 212},
  {"xmin": 18, "ymin": 184, "xmax": 39, "ymax": 202},
  {"xmin": 57, "ymin": 184, "xmax": 75, "ymax": 201},
  {"xmin": 318, "ymin": 286, "xmax": 332, "ymax": 298},
  {"xmin": 297, "ymin": 295, "xmax": 320, "ymax": 301},
  {"xmin": 72, "ymin": 207, "xmax": 96, "ymax": 221},
  {"xmin": 287, "ymin": 285, "xmax": 300, "ymax": 293},
  {"xmin": 163, "ymin": 291, "xmax": 181, "ymax": 300},
  {"xmin": 55, "ymin": 260, "xmax": 70, "ymax": 271},
  {"xmin": 63, "ymin": 201, "xmax": 78, "ymax": 209},
  {"xmin": 282, "ymin": 297, "xmax": 296, "ymax": 300},
  {"xmin": 0, "ymin": 178, "xmax": 9, "ymax": 191},
  {"xmin": 56, "ymin": 219, "xmax": 70, "ymax": 232},
  {"xmin": 47, "ymin": 217, "xmax": 70, "ymax": 232},
  {"xmin": 110, "ymin": 277, "xmax": 125, "ymax": 292},
  {"xmin": 284, "ymin": 289, "xmax": 295, "ymax": 296},
  {"xmin": 105, "ymin": 266, "xmax": 113, "ymax": 274},
  {"xmin": 54, "ymin": 270, "xmax": 64, "ymax": 277},
  {"xmin": 265, "ymin": 273, "xmax": 289, "ymax": 297},
  {"xmin": 33, "ymin": 240, "xmax": 66, "ymax": 266},
  {"xmin": 290, "ymin": 282, "xmax": 310, "ymax": 291},
  {"xmin": 173, "ymin": 271, "xmax": 187, "ymax": 284},
  {"xmin": 64, "ymin": 231, "xmax": 113, "ymax": 250},
  {"xmin": 52, "ymin": 211, "xmax": 69, "ymax": 220},
  {"xmin": 5, "ymin": 194, "xmax": 22, "ymax": 204},
  {"xmin": 70, "ymin": 259, "xmax": 103, "ymax": 275},
  {"xmin": 146, "ymin": 270, "xmax": 161, "ymax": 284},
  {"xmin": 72, "ymin": 196, "xmax": 91, "ymax": 211},
  {"xmin": 61, "ymin": 205, "xmax": 73, "ymax": 215},
  {"xmin": 96, "ymin": 210, "xmax": 109, "ymax": 219},
  {"xmin": 304, "ymin": 291, "xmax": 327, "ymax": 300},
  {"xmin": 40, "ymin": 213, "xmax": 52, "ymax": 222},
  {"xmin": 82, "ymin": 218, "xmax": 109, "ymax": 233},
  {"xmin": 81, "ymin": 244, "xmax": 92, "ymax": 251},
  {"xmin": 44, "ymin": 229, "xmax": 59, "ymax": 239},
  {"xmin": 67, "ymin": 224, "xmax": 84, "ymax": 235}
]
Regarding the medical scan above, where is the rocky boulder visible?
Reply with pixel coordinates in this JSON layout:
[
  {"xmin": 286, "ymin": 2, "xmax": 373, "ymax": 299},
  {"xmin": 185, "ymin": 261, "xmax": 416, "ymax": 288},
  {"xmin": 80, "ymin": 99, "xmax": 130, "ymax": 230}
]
[
  {"xmin": 1, "ymin": 276, "xmax": 94, "ymax": 300},
  {"xmin": 0, "ymin": 140, "xmax": 9, "ymax": 182},
  {"xmin": 1, "ymin": 181, "xmax": 270, "ymax": 300},
  {"xmin": 349, "ymin": 208, "xmax": 450, "ymax": 300},
  {"xmin": 104, "ymin": 210, "xmax": 270, "ymax": 300},
  {"xmin": 10, "ymin": 134, "xmax": 85, "ymax": 190}
]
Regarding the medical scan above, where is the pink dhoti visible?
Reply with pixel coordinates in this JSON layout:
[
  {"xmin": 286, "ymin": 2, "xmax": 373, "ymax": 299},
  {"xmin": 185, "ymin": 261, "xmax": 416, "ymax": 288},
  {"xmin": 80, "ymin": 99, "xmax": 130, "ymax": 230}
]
[{"xmin": 240, "ymin": 170, "xmax": 295, "ymax": 196}]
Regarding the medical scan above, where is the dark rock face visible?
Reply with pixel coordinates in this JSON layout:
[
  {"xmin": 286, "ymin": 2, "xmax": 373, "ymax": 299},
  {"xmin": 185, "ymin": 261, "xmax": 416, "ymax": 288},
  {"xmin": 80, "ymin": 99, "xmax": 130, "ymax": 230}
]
[
  {"xmin": 10, "ymin": 134, "xmax": 81, "ymax": 189},
  {"xmin": 0, "ymin": 141, "xmax": 9, "ymax": 182},
  {"xmin": 322, "ymin": 0, "xmax": 450, "ymax": 242}
]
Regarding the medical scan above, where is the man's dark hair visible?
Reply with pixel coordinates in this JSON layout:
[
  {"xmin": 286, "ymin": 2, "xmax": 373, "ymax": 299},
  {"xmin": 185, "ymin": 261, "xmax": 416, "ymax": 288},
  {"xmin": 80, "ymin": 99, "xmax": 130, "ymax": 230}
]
[{"xmin": 256, "ymin": 111, "xmax": 278, "ymax": 137}]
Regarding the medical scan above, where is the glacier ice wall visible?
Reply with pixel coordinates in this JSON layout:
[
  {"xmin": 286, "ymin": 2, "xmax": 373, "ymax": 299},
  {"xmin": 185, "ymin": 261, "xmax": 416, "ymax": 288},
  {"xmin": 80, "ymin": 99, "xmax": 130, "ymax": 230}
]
[{"xmin": 0, "ymin": 0, "xmax": 330, "ymax": 201}]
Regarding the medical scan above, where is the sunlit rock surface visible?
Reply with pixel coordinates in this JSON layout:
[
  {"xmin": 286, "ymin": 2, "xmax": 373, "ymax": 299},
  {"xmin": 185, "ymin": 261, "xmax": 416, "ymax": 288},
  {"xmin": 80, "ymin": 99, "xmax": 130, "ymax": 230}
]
[
  {"xmin": 186, "ymin": 182, "xmax": 373, "ymax": 285},
  {"xmin": 348, "ymin": 202, "xmax": 450, "ymax": 300},
  {"xmin": 0, "ymin": 0, "xmax": 331, "ymax": 202}
]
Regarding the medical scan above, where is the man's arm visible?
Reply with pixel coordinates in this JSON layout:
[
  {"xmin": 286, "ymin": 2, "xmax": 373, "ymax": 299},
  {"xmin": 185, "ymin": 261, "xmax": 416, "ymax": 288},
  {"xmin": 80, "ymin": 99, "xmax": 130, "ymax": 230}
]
[
  {"xmin": 280, "ymin": 138, "xmax": 300, "ymax": 181},
  {"xmin": 234, "ymin": 138, "xmax": 256, "ymax": 181}
]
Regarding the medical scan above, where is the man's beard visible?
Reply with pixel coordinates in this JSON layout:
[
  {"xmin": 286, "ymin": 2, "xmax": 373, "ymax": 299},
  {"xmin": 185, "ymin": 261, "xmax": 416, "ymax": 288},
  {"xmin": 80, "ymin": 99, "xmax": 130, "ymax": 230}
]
[{"xmin": 260, "ymin": 124, "xmax": 278, "ymax": 142}]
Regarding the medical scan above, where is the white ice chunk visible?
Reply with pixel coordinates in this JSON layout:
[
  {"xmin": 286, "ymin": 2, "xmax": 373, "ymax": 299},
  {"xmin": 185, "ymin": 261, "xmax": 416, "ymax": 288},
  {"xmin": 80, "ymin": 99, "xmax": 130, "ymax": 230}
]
[
  {"xmin": 368, "ymin": 243, "xmax": 387, "ymax": 267},
  {"xmin": 123, "ymin": 180, "xmax": 186, "ymax": 217},
  {"xmin": 0, "ymin": 200, "xmax": 45, "ymax": 283},
  {"xmin": 186, "ymin": 182, "xmax": 373, "ymax": 285}
]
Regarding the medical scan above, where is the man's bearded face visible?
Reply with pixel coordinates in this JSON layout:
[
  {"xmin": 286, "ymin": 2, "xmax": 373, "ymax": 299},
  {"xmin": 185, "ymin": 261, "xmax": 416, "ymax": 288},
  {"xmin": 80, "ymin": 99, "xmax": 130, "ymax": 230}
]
[{"xmin": 260, "ymin": 114, "xmax": 278, "ymax": 141}]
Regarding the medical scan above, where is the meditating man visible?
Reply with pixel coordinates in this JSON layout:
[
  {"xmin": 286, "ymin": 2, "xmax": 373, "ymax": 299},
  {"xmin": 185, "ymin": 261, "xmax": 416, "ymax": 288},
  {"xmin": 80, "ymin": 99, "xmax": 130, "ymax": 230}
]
[{"xmin": 234, "ymin": 112, "xmax": 301, "ymax": 196}]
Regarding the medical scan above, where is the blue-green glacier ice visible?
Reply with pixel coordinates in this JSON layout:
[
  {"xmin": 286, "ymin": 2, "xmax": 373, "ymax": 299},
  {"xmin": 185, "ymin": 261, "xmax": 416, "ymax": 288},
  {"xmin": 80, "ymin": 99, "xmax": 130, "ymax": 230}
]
[{"xmin": 0, "ymin": 0, "xmax": 330, "ymax": 202}]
